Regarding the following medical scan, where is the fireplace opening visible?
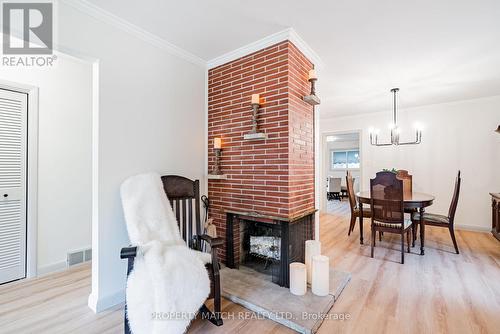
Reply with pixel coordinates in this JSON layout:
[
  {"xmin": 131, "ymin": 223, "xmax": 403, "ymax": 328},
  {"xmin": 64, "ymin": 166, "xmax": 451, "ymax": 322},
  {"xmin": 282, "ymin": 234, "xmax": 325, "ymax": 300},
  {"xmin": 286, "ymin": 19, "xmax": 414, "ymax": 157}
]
[
  {"xmin": 226, "ymin": 210, "xmax": 315, "ymax": 287},
  {"xmin": 240, "ymin": 220, "xmax": 282, "ymax": 284}
]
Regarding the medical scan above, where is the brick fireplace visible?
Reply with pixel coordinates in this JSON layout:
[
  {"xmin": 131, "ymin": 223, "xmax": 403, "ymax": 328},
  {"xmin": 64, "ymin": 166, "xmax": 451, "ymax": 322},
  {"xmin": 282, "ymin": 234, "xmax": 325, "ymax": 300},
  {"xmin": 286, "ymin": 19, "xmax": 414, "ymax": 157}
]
[{"xmin": 207, "ymin": 40, "xmax": 316, "ymax": 279}]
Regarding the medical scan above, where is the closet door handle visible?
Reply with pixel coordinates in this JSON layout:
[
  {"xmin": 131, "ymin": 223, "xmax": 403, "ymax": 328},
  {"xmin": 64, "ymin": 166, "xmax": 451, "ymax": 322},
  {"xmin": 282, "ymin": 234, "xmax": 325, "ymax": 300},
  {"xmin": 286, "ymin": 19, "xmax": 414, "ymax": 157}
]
[{"xmin": 3, "ymin": 194, "xmax": 8, "ymax": 198}]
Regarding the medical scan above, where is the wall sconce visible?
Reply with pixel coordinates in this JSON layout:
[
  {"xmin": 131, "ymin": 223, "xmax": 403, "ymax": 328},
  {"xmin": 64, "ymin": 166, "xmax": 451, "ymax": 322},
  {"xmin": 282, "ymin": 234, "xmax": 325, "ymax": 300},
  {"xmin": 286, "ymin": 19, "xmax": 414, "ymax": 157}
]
[
  {"xmin": 303, "ymin": 69, "xmax": 321, "ymax": 106},
  {"xmin": 211, "ymin": 138, "xmax": 223, "ymax": 175},
  {"xmin": 244, "ymin": 94, "xmax": 267, "ymax": 140},
  {"xmin": 250, "ymin": 94, "xmax": 260, "ymax": 134}
]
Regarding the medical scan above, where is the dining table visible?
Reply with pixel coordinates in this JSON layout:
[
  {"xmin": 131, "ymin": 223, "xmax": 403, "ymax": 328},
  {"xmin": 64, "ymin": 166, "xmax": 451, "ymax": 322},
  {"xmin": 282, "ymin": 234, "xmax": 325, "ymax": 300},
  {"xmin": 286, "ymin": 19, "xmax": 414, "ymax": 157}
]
[{"xmin": 356, "ymin": 191, "xmax": 435, "ymax": 255}]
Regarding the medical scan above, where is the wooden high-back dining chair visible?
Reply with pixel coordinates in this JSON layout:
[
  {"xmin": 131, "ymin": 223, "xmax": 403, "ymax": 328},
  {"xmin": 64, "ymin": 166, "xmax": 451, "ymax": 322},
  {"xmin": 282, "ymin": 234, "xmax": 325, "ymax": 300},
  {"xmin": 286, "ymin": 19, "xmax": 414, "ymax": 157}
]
[
  {"xmin": 412, "ymin": 171, "xmax": 461, "ymax": 253},
  {"xmin": 397, "ymin": 170, "xmax": 418, "ymax": 220},
  {"xmin": 396, "ymin": 170, "xmax": 412, "ymax": 198},
  {"xmin": 347, "ymin": 171, "xmax": 372, "ymax": 235},
  {"xmin": 370, "ymin": 172, "xmax": 412, "ymax": 264},
  {"xmin": 120, "ymin": 175, "xmax": 224, "ymax": 334}
]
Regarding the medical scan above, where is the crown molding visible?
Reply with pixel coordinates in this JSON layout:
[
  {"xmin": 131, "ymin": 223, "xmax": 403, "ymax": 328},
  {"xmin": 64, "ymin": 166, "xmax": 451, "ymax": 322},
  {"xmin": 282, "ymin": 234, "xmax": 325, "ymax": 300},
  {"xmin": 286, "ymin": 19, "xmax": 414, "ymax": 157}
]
[
  {"xmin": 207, "ymin": 27, "xmax": 323, "ymax": 70},
  {"xmin": 287, "ymin": 28, "xmax": 324, "ymax": 70},
  {"xmin": 61, "ymin": 0, "xmax": 206, "ymax": 67}
]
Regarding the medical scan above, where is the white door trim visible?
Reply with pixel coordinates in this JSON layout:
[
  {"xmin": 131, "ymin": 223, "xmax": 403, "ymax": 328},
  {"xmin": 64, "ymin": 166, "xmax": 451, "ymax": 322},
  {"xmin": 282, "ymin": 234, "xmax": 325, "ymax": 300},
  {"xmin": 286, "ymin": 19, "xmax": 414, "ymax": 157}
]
[{"xmin": 0, "ymin": 80, "xmax": 38, "ymax": 279}]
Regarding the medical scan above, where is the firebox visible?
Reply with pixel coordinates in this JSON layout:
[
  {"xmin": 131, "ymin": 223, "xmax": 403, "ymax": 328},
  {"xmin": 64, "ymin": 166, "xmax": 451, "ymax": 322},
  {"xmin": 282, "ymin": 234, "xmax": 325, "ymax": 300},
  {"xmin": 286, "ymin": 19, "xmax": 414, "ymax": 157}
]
[{"xmin": 225, "ymin": 209, "xmax": 315, "ymax": 287}]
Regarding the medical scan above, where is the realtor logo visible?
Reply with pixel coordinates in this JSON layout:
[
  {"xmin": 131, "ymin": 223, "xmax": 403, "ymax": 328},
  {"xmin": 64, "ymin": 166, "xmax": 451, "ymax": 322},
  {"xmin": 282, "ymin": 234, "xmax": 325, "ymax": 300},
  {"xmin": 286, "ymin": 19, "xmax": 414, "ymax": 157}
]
[{"xmin": 2, "ymin": 2, "xmax": 53, "ymax": 54}]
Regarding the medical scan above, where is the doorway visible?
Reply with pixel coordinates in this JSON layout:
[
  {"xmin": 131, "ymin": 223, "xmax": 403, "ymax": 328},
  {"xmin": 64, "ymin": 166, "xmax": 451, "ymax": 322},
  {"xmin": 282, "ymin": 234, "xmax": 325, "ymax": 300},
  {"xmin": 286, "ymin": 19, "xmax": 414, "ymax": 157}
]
[
  {"xmin": 0, "ymin": 51, "xmax": 94, "ymax": 284},
  {"xmin": 322, "ymin": 131, "xmax": 362, "ymax": 214}
]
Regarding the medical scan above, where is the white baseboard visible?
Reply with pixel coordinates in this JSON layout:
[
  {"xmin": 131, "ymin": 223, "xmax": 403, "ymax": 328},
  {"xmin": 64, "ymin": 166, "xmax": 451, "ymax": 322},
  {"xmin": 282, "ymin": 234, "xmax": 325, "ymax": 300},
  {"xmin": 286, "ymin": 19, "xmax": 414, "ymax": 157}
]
[
  {"xmin": 455, "ymin": 224, "xmax": 490, "ymax": 232},
  {"xmin": 37, "ymin": 261, "xmax": 67, "ymax": 276},
  {"xmin": 88, "ymin": 289, "xmax": 125, "ymax": 313}
]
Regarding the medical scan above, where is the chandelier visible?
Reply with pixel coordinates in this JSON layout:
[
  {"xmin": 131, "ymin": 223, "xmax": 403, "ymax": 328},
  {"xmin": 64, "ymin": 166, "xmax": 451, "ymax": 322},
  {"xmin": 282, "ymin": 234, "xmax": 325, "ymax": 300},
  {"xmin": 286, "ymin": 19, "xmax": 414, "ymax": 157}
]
[{"xmin": 369, "ymin": 88, "xmax": 422, "ymax": 146}]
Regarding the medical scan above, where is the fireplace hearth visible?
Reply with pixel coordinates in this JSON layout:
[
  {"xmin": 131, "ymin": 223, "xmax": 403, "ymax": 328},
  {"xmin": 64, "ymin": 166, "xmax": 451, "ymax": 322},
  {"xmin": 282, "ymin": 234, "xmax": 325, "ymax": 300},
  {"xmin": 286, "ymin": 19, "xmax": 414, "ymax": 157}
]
[{"xmin": 226, "ymin": 209, "xmax": 315, "ymax": 287}]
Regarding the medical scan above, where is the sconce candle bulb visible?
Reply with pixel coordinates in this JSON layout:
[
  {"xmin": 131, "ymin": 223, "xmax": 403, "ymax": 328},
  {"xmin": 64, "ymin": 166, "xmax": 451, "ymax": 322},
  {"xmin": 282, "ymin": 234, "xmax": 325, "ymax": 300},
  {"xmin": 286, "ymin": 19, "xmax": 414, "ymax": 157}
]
[
  {"xmin": 214, "ymin": 137, "xmax": 222, "ymax": 149},
  {"xmin": 251, "ymin": 94, "xmax": 260, "ymax": 105},
  {"xmin": 308, "ymin": 69, "xmax": 317, "ymax": 80}
]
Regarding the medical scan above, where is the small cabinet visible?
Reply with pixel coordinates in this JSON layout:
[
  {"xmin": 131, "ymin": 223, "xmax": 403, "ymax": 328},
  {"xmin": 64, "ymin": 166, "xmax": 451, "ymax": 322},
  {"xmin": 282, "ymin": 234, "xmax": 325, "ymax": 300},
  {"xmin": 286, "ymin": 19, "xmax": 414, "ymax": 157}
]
[{"xmin": 491, "ymin": 193, "xmax": 500, "ymax": 242}]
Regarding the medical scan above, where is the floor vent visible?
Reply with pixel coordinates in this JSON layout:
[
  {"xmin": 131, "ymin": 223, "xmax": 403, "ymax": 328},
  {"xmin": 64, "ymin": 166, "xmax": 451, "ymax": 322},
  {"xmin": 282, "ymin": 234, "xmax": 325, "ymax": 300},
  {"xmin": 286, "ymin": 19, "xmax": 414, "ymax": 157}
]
[
  {"xmin": 67, "ymin": 248, "xmax": 92, "ymax": 267},
  {"xmin": 84, "ymin": 248, "xmax": 92, "ymax": 261}
]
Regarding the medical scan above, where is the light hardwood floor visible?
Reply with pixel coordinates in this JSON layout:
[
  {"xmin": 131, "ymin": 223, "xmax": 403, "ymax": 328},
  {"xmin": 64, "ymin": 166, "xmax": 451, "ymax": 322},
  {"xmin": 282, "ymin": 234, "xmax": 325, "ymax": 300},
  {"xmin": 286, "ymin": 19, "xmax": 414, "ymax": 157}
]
[{"xmin": 1, "ymin": 201, "xmax": 499, "ymax": 334}]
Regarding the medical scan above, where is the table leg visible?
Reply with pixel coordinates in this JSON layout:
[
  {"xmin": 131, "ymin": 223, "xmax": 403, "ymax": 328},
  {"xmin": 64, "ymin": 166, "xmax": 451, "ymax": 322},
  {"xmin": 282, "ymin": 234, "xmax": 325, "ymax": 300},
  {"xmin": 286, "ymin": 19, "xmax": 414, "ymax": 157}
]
[
  {"xmin": 359, "ymin": 202, "xmax": 364, "ymax": 245},
  {"xmin": 419, "ymin": 207, "xmax": 425, "ymax": 255}
]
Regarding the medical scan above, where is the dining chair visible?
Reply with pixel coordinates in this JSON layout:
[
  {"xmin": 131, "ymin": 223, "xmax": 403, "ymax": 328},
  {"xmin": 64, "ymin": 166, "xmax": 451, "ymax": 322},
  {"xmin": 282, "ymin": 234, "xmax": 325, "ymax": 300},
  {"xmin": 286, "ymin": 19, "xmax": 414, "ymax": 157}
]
[
  {"xmin": 347, "ymin": 172, "xmax": 372, "ymax": 236},
  {"xmin": 412, "ymin": 171, "xmax": 461, "ymax": 254},
  {"xmin": 396, "ymin": 170, "xmax": 412, "ymax": 199},
  {"xmin": 396, "ymin": 169, "xmax": 419, "ymax": 239},
  {"xmin": 326, "ymin": 177, "xmax": 332, "ymax": 200},
  {"xmin": 328, "ymin": 177, "xmax": 342, "ymax": 201},
  {"xmin": 370, "ymin": 171, "xmax": 412, "ymax": 264}
]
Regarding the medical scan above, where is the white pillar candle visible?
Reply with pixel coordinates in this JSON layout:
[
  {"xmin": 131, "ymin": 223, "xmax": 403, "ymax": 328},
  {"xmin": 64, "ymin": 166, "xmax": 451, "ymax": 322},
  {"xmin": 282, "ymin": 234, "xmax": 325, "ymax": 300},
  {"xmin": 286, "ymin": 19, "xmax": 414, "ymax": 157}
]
[
  {"xmin": 311, "ymin": 255, "xmax": 329, "ymax": 297},
  {"xmin": 305, "ymin": 240, "xmax": 321, "ymax": 284},
  {"xmin": 289, "ymin": 262, "xmax": 307, "ymax": 296}
]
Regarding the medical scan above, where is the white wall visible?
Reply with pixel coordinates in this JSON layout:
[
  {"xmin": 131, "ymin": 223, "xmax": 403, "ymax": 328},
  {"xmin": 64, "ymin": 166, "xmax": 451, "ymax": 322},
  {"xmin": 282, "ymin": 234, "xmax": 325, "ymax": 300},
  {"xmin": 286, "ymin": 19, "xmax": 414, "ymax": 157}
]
[
  {"xmin": 55, "ymin": 2, "xmax": 206, "ymax": 311},
  {"xmin": 320, "ymin": 95, "xmax": 500, "ymax": 230},
  {"xmin": 0, "ymin": 54, "xmax": 93, "ymax": 274}
]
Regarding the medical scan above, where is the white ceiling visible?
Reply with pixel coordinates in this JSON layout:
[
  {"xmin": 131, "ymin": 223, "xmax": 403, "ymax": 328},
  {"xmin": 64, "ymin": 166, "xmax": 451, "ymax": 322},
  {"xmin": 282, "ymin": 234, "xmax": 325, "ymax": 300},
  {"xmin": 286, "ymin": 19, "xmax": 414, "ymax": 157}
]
[{"xmin": 86, "ymin": 0, "xmax": 500, "ymax": 118}]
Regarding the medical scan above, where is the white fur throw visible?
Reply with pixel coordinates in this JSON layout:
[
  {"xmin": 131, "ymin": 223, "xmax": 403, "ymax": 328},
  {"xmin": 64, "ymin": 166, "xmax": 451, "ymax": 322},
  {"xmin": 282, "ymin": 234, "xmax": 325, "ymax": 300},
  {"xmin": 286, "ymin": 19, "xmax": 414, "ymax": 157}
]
[{"xmin": 121, "ymin": 173, "xmax": 211, "ymax": 334}]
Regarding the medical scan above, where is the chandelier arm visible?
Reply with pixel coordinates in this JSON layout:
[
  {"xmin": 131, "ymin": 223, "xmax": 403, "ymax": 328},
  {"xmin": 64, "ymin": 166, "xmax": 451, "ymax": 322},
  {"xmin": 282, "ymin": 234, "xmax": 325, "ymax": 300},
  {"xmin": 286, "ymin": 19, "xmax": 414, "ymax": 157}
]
[
  {"xmin": 374, "ymin": 140, "xmax": 394, "ymax": 146},
  {"xmin": 370, "ymin": 132, "xmax": 393, "ymax": 146},
  {"xmin": 396, "ymin": 129, "xmax": 422, "ymax": 145}
]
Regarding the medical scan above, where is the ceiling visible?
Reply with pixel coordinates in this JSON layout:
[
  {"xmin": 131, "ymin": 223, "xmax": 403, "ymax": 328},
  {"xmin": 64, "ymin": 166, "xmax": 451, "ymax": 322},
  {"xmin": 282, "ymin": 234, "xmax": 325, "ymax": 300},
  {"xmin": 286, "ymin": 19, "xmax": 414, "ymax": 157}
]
[{"xmin": 86, "ymin": 0, "xmax": 500, "ymax": 118}]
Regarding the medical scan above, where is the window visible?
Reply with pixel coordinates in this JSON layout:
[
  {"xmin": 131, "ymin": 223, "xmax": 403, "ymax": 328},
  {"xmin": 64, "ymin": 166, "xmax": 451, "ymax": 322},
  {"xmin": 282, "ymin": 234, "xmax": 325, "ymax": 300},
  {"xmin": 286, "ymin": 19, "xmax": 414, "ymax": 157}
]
[{"xmin": 331, "ymin": 150, "xmax": 360, "ymax": 170}]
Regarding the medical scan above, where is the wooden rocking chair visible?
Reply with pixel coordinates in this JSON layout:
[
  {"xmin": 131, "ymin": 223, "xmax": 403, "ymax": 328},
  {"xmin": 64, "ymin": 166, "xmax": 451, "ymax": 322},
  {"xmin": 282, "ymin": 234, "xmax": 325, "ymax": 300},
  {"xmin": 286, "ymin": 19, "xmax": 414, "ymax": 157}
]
[{"xmin": 120, "ymin": 175, "xmax": 223, "ymax": 334}]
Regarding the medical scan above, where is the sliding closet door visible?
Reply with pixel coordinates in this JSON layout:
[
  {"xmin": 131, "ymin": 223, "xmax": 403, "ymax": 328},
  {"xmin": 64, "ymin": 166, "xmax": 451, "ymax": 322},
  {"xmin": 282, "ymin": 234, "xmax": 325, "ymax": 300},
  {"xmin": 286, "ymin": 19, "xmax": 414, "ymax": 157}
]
[{"xmin": 0, "ymin": 89, "xmax": 27, "ymax": 284}]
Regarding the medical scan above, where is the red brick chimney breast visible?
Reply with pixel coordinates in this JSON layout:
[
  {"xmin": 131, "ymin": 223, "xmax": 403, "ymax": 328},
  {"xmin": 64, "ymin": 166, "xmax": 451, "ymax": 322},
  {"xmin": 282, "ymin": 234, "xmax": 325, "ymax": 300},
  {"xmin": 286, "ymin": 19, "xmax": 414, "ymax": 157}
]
[{"xmin": 208, "ymin": 40, "xmax": 315, "ymax": 260}]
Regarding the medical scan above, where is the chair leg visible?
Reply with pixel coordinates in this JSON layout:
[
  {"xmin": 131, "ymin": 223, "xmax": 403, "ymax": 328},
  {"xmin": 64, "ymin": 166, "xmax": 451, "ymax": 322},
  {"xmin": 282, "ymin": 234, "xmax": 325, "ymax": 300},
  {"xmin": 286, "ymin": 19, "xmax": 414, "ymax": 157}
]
[
  {"xmin": 212, "ymin": 265, "xmax": 223, "ymax": 326},
  {"xmin": 371, "ymin": 228, "xmax": 375, "ymax": 258},
  {"xmin": 407, "ymin": 230, "xmax": 410, "ymax": 253},
  {"xmin": 213, "ymin": 288, "xmax": 222, "ymax": 325},
  {"xmin": 200, "ymin": 304, "xmax": 222, "ymax": 326},
  {"xmin": 199, "ymin": 261, "xmax": 223, "ymax": 326},
  {"xmin": 449, "ymin": 225, "xmax": 460, "ymax": 254},
  {"xmin": 348, "ymin": 216, "xmax": 356, "ymax": 236},
  {"xmin": 124, "ymin": 302, "xmax": 131, "ymax": 334},
  {"xmin": 400, "ymin": 233, "xmax": 405, "ymax": 264},
  {"xmin": 412, "ymin": 221, "xmax": 417, "ymax": 247}
]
